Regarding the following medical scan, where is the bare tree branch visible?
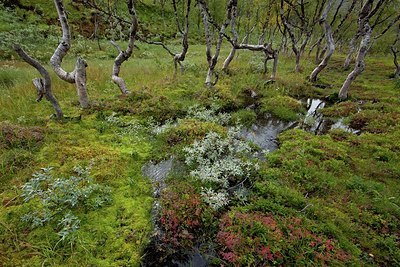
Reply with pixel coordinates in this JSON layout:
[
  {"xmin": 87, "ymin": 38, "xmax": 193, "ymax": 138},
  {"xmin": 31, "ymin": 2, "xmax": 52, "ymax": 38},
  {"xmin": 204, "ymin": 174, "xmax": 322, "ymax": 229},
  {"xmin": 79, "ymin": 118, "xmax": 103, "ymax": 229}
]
[
  {"xmin": 110, "ymin": 0, "xmax": 139, "ymax": 94},
  {"xmin": 13, "ymin": 45, "xmax": 63, "ymax": 119}
]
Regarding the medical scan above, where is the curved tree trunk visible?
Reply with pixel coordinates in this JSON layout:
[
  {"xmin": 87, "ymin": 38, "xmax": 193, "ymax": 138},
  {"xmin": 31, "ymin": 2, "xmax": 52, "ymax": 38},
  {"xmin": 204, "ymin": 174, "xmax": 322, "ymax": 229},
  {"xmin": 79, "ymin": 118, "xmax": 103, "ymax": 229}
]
[
  {"xmin": 198, "ymin": 0, "xmax": 233, "ymax": 87},
  {"xmin": 173, "ymin": 0, "xmax": 191, "ymax": 77},
  {"xmin": 50, "ymin": 0, "xmax": 76, "ymax": 83},
  {"xmin": 310, "ymin": 0, "xmax": 335, "ymax": 82},
  {"xmin": 222, "ymin": 1, "xmax": 238, "ymax": 74},
  {"xmin": 111, "ymin": 0, "xmax": 138, "ymax": 94},
  {"xmin": 50, "ymin": 0, "xmax": 89, "ymax": 108},
  {"xmin": 222, "ymin": 46, "xmax": 236, "ymax": 73},
  {"xmin": 222, "ymin": 0, "xmax": 278, "ymax": 79},
  {"xmin": 280, "ymin": 1, "xmax": 301, "ymax": 72},
  {"xmin": 13, "ymin": 45, "xmax": 63, "ymax": 119},
  {"xmin": 339, "ymin": 24, "xmax": 372, "ymax": 99}
]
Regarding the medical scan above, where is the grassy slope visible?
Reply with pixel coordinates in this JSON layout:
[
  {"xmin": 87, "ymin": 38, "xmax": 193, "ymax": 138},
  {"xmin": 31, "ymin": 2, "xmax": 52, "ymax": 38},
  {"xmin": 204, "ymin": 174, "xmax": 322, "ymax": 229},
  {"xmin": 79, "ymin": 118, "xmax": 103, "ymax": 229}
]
[{"xmin": 0, "ymin": 38, "xmax": 399, "ymax": 266}]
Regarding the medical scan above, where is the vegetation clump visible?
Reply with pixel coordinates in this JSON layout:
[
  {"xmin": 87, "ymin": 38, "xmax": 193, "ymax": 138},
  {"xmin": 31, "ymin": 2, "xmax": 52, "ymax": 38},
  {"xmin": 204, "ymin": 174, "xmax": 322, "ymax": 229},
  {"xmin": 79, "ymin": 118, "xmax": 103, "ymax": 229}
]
[
  {"xmin": 260, "ymin": 95, "xmax": 305, "ymax": 121},
  {"xmin": 0, "ymin": 122, "xmax": 44, "ymax": 149},
  {"xmin": 184, "ymin": 127, "xmax": 259, "ymax": 210},
  {"xmin": 217, "ymin": 212, "xmax": 351, "ymax": 266},
  {"xmin": 320, "ymin": 101, "xmax": 359, "ymax": 118},
  {"xmin": 21, "ymin": 165, "xmax": 112, "ymax": 241}
]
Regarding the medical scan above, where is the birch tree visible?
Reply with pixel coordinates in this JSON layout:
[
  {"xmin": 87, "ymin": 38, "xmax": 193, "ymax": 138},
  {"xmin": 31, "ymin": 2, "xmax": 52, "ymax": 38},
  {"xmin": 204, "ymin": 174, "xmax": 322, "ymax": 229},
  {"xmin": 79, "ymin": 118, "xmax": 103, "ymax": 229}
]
[
  {"xmin": 339, "ymin": 0, "xmax": 382, "ymax": 99},
  {"xmin": 13, "ymin": 45, "xmax": 63, "ymax": 119},
  {"xmin": 339, "ymin": 0, "xmax": 400, "ymax": 99},
  {"xmin": 172, "ymin": 0, "xmax": 191, "ymax": 76},
  {"xmin": 50, "ymin": 0, "xmax": 89, "ymax": 108},
  {"xmin": 110, "ymin": 0, "xmax": 138, "ymax": 94},
  {"xmin": 197, "ymin": 0, "xmax": 234, "ymax": 87},
  {"xmin": 280, "ymin": 0, "xmax": 326, "ymax": 72},
  {"xmin": 309, "ymin": 0, "xmax": 334, "ymax": 82},
  {"xmin": 221, "ymin": 0, "xmax": 278, "ymax": 81},
  {"xmin": 343, "ymin": 0, "xmax": 399, "ymax": 70}
]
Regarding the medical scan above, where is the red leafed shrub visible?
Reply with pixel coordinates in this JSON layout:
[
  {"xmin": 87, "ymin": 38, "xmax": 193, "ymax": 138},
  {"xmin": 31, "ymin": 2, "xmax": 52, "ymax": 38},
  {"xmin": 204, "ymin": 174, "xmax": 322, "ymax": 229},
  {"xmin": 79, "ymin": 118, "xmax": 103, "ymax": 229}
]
[
  {"xmin": 216, "ymin": 212, "xmax": 351, "ymax": 265},
  {"xmin": 159, "ymin": 183, "xmax": 212, "ymax": 249}
]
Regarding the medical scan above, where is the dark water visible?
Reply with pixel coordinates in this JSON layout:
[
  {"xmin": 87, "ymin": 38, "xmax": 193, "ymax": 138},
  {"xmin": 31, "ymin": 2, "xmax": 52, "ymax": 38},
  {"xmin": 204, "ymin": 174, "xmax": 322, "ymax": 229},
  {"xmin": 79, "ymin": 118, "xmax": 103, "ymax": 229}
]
[
  {"xmin": 301, "ymin": 98, "xmax": 359, "ymax": 134},
  {"xmin": 142, "ymin": 158, "xmax": 174, "ymax": 197},
  {"xmin": 240, "ymin": 116, "xmax": 298, "ymax": 153}
]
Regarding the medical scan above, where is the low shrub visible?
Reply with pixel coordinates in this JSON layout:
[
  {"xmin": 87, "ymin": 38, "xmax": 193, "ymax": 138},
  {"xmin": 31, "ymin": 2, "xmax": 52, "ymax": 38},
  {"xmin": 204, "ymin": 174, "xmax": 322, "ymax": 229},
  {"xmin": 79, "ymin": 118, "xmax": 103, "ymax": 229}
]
[
  {"xmin": 184, "ymin": 128, "xmax": 259, "ymax": 210},
  {"xmin": 320, "ymin": 101, "xmax": 359, "ymax": 118},
  {"xmin": 216, "ymin": 211, "xmax": 352, "ymax": 266},
  {"xmin": 21, "ymin": 165, "xmax": 112, "ymax": 241}
]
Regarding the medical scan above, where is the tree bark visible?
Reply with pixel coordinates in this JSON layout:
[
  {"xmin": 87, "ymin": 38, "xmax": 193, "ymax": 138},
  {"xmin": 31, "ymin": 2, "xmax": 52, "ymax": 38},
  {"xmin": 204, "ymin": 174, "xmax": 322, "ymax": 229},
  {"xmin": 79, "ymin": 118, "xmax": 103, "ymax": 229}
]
[
  {"xmin": 50, "ymin": 0, "xmax": 89, "ymax": 108},
  {"xmin": 222, "ymin": 47, "xmax": 236, "ymax": 73},
  {"xmin": 198, "ymin": 0, "xmax": 234, "ymax": 87},
  {"xmin": 13, "ymin": 45, "xmax": 63, "ymax": 119},
  {"xmin": 222, "ymin": 0, "xmax": 238, "ymax": 73},
  {"xmin": 392, "ymin": 46, "xmax": 400, "ymax": 78},
  {"xmin": 339, "ymin": 24, "xmax": 372, "ymax": 99},
  {"xmin": 270, "ymin": 51, "xmax": 279, "ymax": 81},
  {"xmin": 111, "ymin": 0, "xmax": 138, "ymax": 94},
  {"xmin": 310, "ymin": 0, "xmax": 335, "ymax": 82},
  {"xmin": 173, "ymin": 0, "xmax": 191, "ymax": 76},
  {"xmin": 50, "ymin": 0, "xmax": 76, "ymax": 83},
  {"xmin": 75, "ymin": 57, "xmax": 89, "ymax": 108}
]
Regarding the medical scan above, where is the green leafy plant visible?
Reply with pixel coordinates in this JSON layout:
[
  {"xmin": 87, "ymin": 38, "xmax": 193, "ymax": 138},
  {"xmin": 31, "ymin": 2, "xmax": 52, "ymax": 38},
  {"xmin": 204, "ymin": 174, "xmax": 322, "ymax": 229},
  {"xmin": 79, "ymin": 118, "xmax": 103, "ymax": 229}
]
[
  {"xmin": 184, "ymin": 127, "xmax": 259, "ymax": 209},
  {"xmin": 21, "ymin": 165, "xmax": 112, "ymax": 241}
]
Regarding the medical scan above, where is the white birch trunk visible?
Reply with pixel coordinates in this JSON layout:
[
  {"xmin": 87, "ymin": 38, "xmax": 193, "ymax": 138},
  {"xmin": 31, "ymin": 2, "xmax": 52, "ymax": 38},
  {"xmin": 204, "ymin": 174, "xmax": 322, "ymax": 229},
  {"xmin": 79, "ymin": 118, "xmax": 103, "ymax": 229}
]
[
  {"xmin": 50, "ymin": 0, "xmax": 89, "ymax": 108},
  {"xmin": 111, "ymin": 0, "xmax": 138, "ymax": 94},
  {"xmin": 339, "ymin": 24, "xmax": 372, "ymax": 99},
  {"xmin": 75, "ymin": 57, "xmax": 89, "ymax": 108},
  {"xmin": 310, "ymin": 0, "xmax": 335, "ymax": 82}
]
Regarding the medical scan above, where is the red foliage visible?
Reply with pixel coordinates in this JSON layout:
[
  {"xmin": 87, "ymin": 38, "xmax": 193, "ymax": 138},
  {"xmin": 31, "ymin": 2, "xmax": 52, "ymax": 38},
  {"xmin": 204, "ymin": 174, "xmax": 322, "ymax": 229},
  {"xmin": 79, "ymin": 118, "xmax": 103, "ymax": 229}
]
[
  {"xmin": 216, "ymin": 212, "xmax": 352, "ymax": 265},
  {"xmin": 158, "ymin": 184, "xmax": 208, "ymax": 249}
]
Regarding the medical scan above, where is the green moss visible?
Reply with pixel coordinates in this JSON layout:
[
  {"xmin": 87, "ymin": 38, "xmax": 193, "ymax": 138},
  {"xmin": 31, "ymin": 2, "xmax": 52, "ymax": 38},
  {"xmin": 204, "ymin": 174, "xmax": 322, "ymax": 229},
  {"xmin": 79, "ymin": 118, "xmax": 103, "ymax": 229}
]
[
  {"xmin": 320, "ymin": 101, "xmax": 359, "ymax": 118},
  {"xmin": 0, "ymin": 34, "xmax": 399, "ymax": 265},
  {"xmin": 260, "ymin": 95, "xmax": 304, "ymax": 121},
  {"xmin": 165, "ymin": 119, "xmax": 226, "ymax": 145},
  {"xmin": 230, "ymin": 109, "xmax": 257, "ymax": 127}
]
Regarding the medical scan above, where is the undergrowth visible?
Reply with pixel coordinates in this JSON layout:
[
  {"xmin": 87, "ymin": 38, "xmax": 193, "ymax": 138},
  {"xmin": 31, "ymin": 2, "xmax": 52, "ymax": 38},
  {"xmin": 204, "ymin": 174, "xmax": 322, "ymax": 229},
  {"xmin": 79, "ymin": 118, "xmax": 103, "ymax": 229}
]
[{"xmin": 0, "ymin": 36, "xmax": 399, "ymax": 266}]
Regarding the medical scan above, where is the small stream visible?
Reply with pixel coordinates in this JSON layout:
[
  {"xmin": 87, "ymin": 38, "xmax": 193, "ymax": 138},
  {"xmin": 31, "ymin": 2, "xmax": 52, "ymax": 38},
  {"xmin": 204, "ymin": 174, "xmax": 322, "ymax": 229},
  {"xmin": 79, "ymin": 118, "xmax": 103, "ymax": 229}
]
[
  {"xmin": 301, "ymin": 98, "xmax": 359, "ymax": 134},
  {"xmin": 141, "ymin": 98, "xmax": 358, "ymax": 266},
  {"xmin": 240, "ymin": 116, "xmax": 298, "ymax": 154}
]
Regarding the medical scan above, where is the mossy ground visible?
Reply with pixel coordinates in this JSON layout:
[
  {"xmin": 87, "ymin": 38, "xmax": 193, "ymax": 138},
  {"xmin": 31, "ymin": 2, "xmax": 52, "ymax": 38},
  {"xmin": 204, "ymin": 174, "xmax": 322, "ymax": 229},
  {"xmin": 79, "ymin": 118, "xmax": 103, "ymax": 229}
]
[{"xmin": 0, "ymin": 40, "xmax": 399, "ymax": 266}]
